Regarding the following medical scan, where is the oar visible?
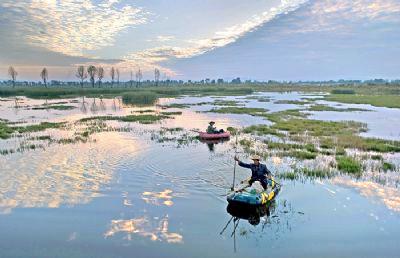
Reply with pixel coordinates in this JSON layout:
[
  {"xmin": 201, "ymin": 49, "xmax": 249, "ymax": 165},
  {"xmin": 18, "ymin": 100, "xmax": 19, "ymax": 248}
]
[{"xmin": 231, "ymin": 132, "xmax": 239, "ymax": 191}]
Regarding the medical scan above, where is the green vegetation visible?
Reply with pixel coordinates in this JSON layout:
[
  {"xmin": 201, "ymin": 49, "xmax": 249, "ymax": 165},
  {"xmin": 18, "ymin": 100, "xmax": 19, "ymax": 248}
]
[
  {"xmin": 32, "ymin": 105, "xmax": 76, "ymax": 110},
  {"xmin": 160, "ymin": 111, "xmax": 182, "ymax": 116},
  {"xmin": 308, "ymin": 104, "xmax": 369, "ymax": 112},
  {"xmin": 274, "ymin": 100, "xmax": 310, "ymax": 105},
  {"xmin": 122, "ymin": 92, "xmax": 159, "ymax": 105},
  {"xmin": 208, "ymin": 107, "xmax": 267, "ymax": 116},
  {"xmin": 1, "ymin": 121, "xmax": 65, "ymax": 139},
  {"xmin": 213, "ymin": 100, "xmax": 244, "ymax": 106},
  {"xmin": 278, "ymin": 168, "xmax": 333, "ymax": 180},
  {"xmin": 331, "ymin": 89, "xmax": 355, "ymax": 94},
  {"xmin": 0, "ymin": 85, "xmax": 254, "ymax": 99},
  {"xmin": 271, "ymin": 119, "xmax": 365, "ymax": 137},
  {"xmin": 160, "ymin": 127, "xmax": 184, "ymax": 133},
  {"xmin": 14, "ymin": 122, "xmax": 64, "ymax": 134},
  {"xmin": 0, "ymin": 122, "xmax": 14, "ymax": 139},
  {"xmin": 226, "ymin": 126, "xmax": 238, "ymax": 135},
  {"xmin": 161, "ymin": 103, "xmax": 192, "ymax": 109},
  {"xmin": 244, "ymin": 96, "xmax": 271, "ymax": 102},
  {"xmin": 371, "ymin": 154, "xmax": 383, "ymax": 160},
  {"xmin": 79, "ymin": 114, "xmax": 171, "ymax": 124},
  {"xmin": 134, "ymin": 109, "xmax": 155, "ymax": 113},
  {"xmin": 326, "ymin": 94, "xmax": 400, "ymax": 108},
  {"xmin": 382, "ymin": 162, "xmax": 396, "ymax": 172},
  {"xmin": 287, "ymin": 150, "xmax": 317, "ymax": 160},
  {"xmin": 243, "ymin": 125, "xmax": 284, "ymax": 137},
  {"xmin": 336, "ymin": 156, "xmax": 362, "ymax": 174}
]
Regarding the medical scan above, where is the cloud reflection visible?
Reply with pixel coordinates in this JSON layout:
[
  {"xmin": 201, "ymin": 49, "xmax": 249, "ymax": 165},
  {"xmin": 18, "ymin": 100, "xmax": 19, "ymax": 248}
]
[
  {"xmin": 0, "ymin": 133, "xmax": 140, "ymax": 214},
  {"xmin": 142, "ymin": 189, "xmax": 177, "ymax": 206},
  {"xmin": 332, "ymin": 177, "xmax": 400, "ymax": 213},
  {"xmin": 104, "ymin": 215, "xmax": 183, "ymax": 244}
]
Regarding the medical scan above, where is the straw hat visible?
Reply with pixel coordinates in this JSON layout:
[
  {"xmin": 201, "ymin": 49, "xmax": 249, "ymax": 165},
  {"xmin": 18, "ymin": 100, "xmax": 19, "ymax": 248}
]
[{"xmin": 251, "ymin": 155, "xmax": 261, "ymax": 160}]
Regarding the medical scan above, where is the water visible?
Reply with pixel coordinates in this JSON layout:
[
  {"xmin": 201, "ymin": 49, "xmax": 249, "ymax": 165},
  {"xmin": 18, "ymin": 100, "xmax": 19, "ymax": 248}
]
[{"xmin": 0, "ymin": 93, "xmax": 400, "ymax": 258}]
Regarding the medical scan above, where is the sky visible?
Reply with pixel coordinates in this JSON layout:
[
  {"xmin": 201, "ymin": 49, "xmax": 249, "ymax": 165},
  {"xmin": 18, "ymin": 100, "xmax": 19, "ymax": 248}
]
[{"xmin": 0, "ymin": 0, "xmax": 399, "ymax": 81}]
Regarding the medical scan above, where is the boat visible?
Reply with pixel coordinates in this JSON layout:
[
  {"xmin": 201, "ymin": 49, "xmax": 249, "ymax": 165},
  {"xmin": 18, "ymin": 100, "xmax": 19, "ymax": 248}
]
[
  {"xmin": 199, "ymin": 131, "xmax": 230, "ymax": 140},
  {"xmin": 227, "ymin": 180, "xmax": 280, "ymax": 206}
]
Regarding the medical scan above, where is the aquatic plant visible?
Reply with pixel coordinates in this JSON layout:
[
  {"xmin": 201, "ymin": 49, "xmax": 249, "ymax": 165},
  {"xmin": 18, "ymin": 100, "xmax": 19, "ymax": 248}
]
[
  {"xmin": 122, "ymin": 92, "xmax": 159, "ymax": 105},
  {"xmin": 307, "ymin": 104, "xmax": 368, "ymax": 112},
  {"xmin": 331, "ymin": 89, "xmax": 355, "ymax": 94},
  {"xmin": 382, "ymin": 162, "xmax": 396, "ymax": 172},
  {"xmin": 336, "ymin": 156, "xmax": 362, "ymax": 174},
  {"xmin": 208, "ymin": 107, "xmax": 268, "ymax": 116},
  {"xmin": 31, "ymin": 105, "xmax": 76, "ymax": 110},
  {"xmin": 79, "ymin": 114, "xmax": 172, "ymax": 124},
  {"xmin": 243, "ymin": 125, "xmax": 284, "ymax": 137}
]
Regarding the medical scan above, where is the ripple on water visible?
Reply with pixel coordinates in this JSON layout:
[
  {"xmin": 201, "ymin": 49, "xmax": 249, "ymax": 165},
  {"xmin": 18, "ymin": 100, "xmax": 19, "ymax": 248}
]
[{"xmin": 0, "ymin": 132, "xmax": 146, "ymax": 214}]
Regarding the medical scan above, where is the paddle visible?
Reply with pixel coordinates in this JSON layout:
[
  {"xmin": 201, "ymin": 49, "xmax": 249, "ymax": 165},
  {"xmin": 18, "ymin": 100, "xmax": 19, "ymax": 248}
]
[{"xmin": 231, "ymin": 132, "xmax": 239, "ymax": 191}]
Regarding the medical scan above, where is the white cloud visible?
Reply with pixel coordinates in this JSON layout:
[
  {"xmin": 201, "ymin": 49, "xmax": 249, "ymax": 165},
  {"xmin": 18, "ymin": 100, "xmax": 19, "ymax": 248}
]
[
  {"xmin": 122, "ymin": 0, "xmax": 309, "ymax": 75},
  {"xmin": 292, "ymin": 0, "xmax": 400, "ymax": 34},
  {"xmin": 0, "ymin": 0, "xmax": 147, "ymax": 56}
]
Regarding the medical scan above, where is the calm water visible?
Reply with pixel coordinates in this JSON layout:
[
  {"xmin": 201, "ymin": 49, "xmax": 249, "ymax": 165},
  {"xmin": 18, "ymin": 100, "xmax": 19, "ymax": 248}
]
[{"xmin": 0, "ymin": 93, "xmax": 400, "ymax": 258}]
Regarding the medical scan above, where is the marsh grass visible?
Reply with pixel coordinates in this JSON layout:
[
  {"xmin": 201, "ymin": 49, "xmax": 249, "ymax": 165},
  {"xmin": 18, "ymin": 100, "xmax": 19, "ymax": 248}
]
[
  {"xmin": 32, "ymin": 105, "xmax": 76, "ymax": 110},
  {"xmin": 208, "ymin": 107, "xmax": 268, "ymax": 116},
  {"xmin": 79, "ymin": 114, "xmax": 172, "ymax": 124},
  {"xmin": 336, "ymin": 156, "xmax": 362, "ymax": 174},
  {"xmin": 274, "ymin": 100, "xmax": 310, "ymax": 105},
  {"xmin": 160, "ymin": 111, "xmax": 182, "ymax": 116},
  {"xmin": 382, "ymin": 162, "xmax": 396, "ymax": 172},
  {"xmin": 0, "ymin": 122, "xmax": 14, "ymax": 139},
  {"xmin": 287, "ymin": 151, "xmax": 317, "ymax": 160},
  {"xmin": 243, "ymin": 125, "xmax": 284, "ymax": 137},
  {"xmin": 122, "ymin": 92, "xmax": 159, "ymax": 105},
  {"xmin": 271, "ymin": 119, "xmax": 365, "ymax": 137},
  {"xmin": 308, "ymin": 104, "xmax": 369, "ymax": 112},
  {"xmin": 326, "ymin": 94, "xmax": 400, "ymax": 108}
]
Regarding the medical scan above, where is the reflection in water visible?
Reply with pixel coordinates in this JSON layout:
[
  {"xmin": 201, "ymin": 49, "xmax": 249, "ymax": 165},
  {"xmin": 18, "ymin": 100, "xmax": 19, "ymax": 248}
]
[
  {"xmin": 104, "ymin": 215, "xmax": 183, "ymax": 244},
  {"xmin": 200, "ymin": 138, "xmax": 230, "ymax": 152},
  {"xmin": 332, "ymin": 177, "xmax": 400, "ymax": 212},
  {"xmin": 0, "ymin": 133, "xmax": 141, "ymax": 214},
  {"xmin": 220, "ymin": 203, "xmax": 276, "ymax": 252},
  {"xmin": 90, "ymin": 98, "xmax": 98, "ymax": 113},
  {"xmin": 142, "ymin": 189, "xmax": 179, "ymax": 206},
  {"xmin": 80, "ymin": 96, "xmax": 87, "ymax": 113}
]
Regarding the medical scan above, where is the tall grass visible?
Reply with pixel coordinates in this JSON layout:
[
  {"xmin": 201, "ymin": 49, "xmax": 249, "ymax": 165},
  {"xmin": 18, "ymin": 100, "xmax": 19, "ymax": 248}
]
[
  {"xmin": 336, "ymin": 156, "xmax": 362, "ymax": 174},
  {"xmin": 122, "ymin": 92, "xmax": 159, "ymax": 105}
]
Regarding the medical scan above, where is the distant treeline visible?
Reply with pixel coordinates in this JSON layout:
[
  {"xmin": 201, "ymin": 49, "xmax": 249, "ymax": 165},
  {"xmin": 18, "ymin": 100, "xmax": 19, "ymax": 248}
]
[{"xmin": 1, "ymin": 78, "xmax": 400, "ymax": 88}]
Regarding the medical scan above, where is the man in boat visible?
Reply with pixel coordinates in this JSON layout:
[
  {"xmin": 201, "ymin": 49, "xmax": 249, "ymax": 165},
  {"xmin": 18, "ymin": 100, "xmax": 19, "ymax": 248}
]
[
  {"xmin": 206, "ymin": 121, "xmax": 224, "ymax": 134},
  {"xmin": 234, "ymin": 155, "xmax": 272, "ymax": 190}
]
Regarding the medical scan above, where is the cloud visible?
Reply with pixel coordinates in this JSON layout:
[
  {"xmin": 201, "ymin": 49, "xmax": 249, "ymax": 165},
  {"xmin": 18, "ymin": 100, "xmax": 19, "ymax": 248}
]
[
  {"xmin": 0, "ymin": 0, "xmax": 147, "ymax": 57},
  {"xmin": 148, "ymin": 35, "xmax": 175, "ymax": 42},
  {"xmin": 122, "ymin": 0, "xmax": 309, "ymax": 75},
  {"xmin": 288, "ymin": 0, "xmax": 400, "ymax": 34}
]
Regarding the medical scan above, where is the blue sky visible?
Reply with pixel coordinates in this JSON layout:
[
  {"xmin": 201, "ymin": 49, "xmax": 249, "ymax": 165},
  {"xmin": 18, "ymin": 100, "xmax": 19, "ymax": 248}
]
[{"xmin": 0, "ymin": 0, "xmax": 399, "ymax": 81}]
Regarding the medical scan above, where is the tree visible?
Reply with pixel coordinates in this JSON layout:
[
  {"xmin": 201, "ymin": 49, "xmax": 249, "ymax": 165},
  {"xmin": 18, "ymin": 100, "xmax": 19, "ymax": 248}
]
[
  {"xmin": 76, "ymin": 66, "xmax": 87, "ymax": 88},
  {"xmin": 97, "ymin": 66, "xmax": 104, "ymax": 88},
  {"xmin": 116, "ymin": 68, "xmax": 120, "ymax": 86},
  {"xmin": 40, "ymin": 68, "xmax": 49, "ymax": 88},
  {"xmin": 8, "ymin": 66, "xmax": 18, "ymax": 88},
  {"xmin": 135, "ymin": 68, "xmax": 142, "ymax": 87},
  {"xmin": 87, "ymin": 65, "xmax": 97, "ymax": 88},
  {"xmin": 154, "ymin": 68, "xmax": 160, "ymax": 86},
  {"xmin": 110, "ymin": 67, "xmax": 115, "ymax": 87}
]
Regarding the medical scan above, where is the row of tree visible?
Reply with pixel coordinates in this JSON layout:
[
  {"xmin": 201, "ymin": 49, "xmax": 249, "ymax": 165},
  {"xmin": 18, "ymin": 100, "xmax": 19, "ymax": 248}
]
[{"xmin": 7, "ymin": 66, "xmax": 163, "ymax": 88}]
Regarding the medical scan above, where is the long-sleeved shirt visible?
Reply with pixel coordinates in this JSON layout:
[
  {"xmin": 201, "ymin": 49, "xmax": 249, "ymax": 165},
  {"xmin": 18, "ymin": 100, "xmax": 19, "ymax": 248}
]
[
  {"xmin": 238, "ymin": 161, "xmax": 271, "ymax": 179},
  {"xmin": 207, "ymin": 125, "xmax": 217, "ymax": 133}
]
